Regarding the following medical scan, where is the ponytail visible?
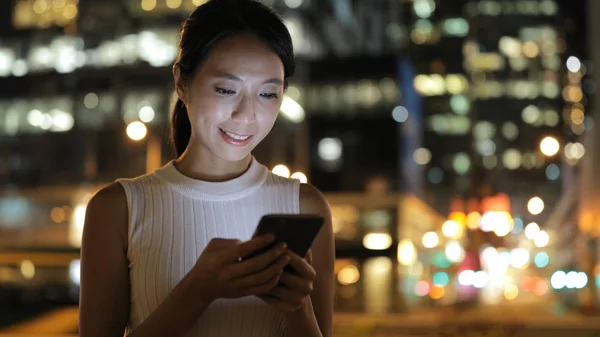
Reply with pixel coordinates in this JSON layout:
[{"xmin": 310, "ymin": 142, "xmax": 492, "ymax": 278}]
[{"xmin": 169, "ymin": 98, "xmax": 191, "ymax": 158}]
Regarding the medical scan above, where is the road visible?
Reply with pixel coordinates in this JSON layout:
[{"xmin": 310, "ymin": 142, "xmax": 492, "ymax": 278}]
[{"xmin": 1, "ymin": 304, "xmax": 600, "ymax": 337}]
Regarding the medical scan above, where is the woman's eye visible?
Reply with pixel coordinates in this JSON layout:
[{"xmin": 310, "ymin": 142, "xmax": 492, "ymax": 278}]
[
  {"xmin": 261, "ymin": 93, "xmax": 279, "ymax": 99},
  {"xmin": 215, "ymin": 88, "xmax": 235, "ymax": 95}
]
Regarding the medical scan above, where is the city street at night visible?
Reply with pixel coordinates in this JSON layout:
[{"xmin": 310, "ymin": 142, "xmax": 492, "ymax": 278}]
[
  {"xmin": 1, "ymin": 0, "xmax": 600, "ymax": 336},
  {"xmin": 2, "ymin": 303, "xmax": 600, "ymax": 337}
]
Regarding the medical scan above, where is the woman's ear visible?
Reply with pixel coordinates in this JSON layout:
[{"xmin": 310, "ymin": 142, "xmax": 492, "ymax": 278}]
[{"xmin": 173, "ymin": 64, "xmax": 187, "ymax": 104}]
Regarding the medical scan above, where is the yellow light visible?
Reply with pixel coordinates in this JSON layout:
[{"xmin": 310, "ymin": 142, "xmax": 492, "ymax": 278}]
[
  {"xmin": 126, "ymin": 121, "xmax": 148, "ymax": 141},
  {"xmin": 337, "ymin": 265, "xmax": 360, "ymax": 285},
  {"xmin": 192, "ymin": 0, "xmax": 208, "ymax": 5},
  {"xmin": 422, "ymin": 231, "xmax": 439, "ymax": 248},
  {"xmin": 504, "ymin": 284, "xmax": 519, "ymax": 300},
  {"xmin": 166, "ymin": 0, "xmax": 182, "ymax": 9},
  {"xmin": 33, "ymin": 0, "xmax": 49, "ymax": 14},
  {"xmin": 522, "ymin": 41, "xmax": 539, "ymax": 58},
  {"xmin": 448, "ymin": 211, "xmax": 467, "ymax": 226},
  {"xmin": 53, "ymin": 0, "xmax": 67, "ymax": 9},
  {"xmin": 20, "ymin": 260, "xmax": 36, "ymax": 279},
  {"xmin": 272, "ymin": 164, "xmax": 290, "ymax": 178},
  {"xmin": 571, "ymin": 108, "xmax": 585, "ymax": 125},
  {"xmin": 50, "ymin": 207, "xmax": 66, "ymax": 223},
  {"xmin": 397, "ymin": 239, "xmax": 417, "ymax": 266},
  {"xmin": 540, "ymin": 136, "xmax": 560, "ymax": 157},
  {"xmin": 141, "ymin": 0, "xmax": 157, "ymax": 11},
  {"xmin": 363, "ymin": 233, "xmax": 392, "ymax": 250},
  {"xmin": 63, "ymin": 3, "xmax": 77, "ymax": 19},
  {"xmin": 290, "ymin": 172, "xmax": 308, "ymax": 183},
  {"xmin": 527, "ymin": 197, "xmax": 545, "ymax": 215},
  {"xmin": 441, "ymin": 220, "xmax": 460, "ymax": 238},
  {"xmin": 466, "ymin": 212, "xmax": 481, "ymax": 230}
]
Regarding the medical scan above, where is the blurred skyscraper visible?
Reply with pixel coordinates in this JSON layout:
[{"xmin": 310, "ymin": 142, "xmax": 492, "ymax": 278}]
[
  {"xmin": 393, "ymin": 0, "xmax": 588, "ymax": 220},
  {"xmin": 0, "ymin": 0, "xmax": 589, "ymax": 204}
]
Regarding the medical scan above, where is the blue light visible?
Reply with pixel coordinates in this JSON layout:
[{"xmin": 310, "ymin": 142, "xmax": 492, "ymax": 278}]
[
  {"xmin": 534, "ymin": 252, "xmax": 549, "ymax": 268},
  {"xmin": 434, "ymin": 252, "xmax": 451, "ymax": 268},
  {"xmin": 596, "ymin": 274, "xmax": 600, "ymax": 288},
  {"xmin": 546, "ymin": 164, "xmax": 560, "ymax": 181},
  {"xmin": 512, "ymin": 217, "xmax": 524, "ymax": 234},
  {"xmin": 433, "ymin": 272, "xmax": 449, "ymax": 287}
]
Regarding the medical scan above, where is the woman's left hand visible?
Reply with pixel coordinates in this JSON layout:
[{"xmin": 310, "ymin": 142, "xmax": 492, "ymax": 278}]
[{"xmin": 258, "ymin": 250, "xmax": 315, "ymax": 313}]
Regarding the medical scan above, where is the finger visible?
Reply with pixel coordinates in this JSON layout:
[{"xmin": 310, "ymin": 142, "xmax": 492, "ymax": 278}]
[
  {"xmin": 279, "ymin": 272, "xmax": 312, "ymax": 295},
  {"xmin": 286, "ymin": 251, "xmax": 316, "ymax": 279},
  {"xmin": 207, "ymin": 238, "xmax": 241, "ymax": 249},
  {"xmin": 227, "ymin": 234, "xmax": 276, "ymax": 262},
  {"xmin": 258, "ymin": 294, "xmax": 299, "ymax": 312},
  {"xmin": 242, "ymin": 270, "xmax": 284, "ymax": 296},
  {"xmin": 232, "ymin": 244, "xmax": 288, "ymax": 277},
  {"xmin": 305, "ymin": 249, "xmax": 313, "ymax": 265},
  {"xmin": 269, "ymin": 286, "xmax": 304, "ymax": 308},
  {"xmin": 234, "ymin": 255, "xmax": 290, "ymax": 290}
]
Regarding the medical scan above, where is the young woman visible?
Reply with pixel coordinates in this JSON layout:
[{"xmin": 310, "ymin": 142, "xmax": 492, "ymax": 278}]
[{"xmin": 78, "ymin": 1, "xmax": 334, "ymax": 336}]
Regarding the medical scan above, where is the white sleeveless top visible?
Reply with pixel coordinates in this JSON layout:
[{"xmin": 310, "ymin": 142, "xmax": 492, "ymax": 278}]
[{"xmin": 116, "ymin": 157, "xmax": 300, "ymax": 337}]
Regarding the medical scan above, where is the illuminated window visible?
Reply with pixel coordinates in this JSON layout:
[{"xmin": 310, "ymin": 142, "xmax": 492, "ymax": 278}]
[
  {"xmin": 122, "ymin": 91, "xmax": 164, "ymax": 125},
  {"xmin": 12, "ymin": 0, "xmax": 79, "ymax": 29},
  {"xmin": 0, "ymin": 97, "xmax": 74, "ymax": 135},
  {"xmin": 441, "ymin": 18, "xmax": 469, "ymax": 37}
]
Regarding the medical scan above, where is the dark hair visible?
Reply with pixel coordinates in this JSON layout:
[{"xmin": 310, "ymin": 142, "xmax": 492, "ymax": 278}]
[{"xmin": 170, "ymin": 0, "xmax": 296, "ymax": 157}]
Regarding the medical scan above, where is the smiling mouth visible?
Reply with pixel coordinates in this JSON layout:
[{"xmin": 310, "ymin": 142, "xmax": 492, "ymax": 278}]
[
  {"xmin": 219, "ymin": 128, "xmax": 251, "ymax": 140},
  {"xmin": 219, "ymin": 128, "xmax": 254, "ymax": 147}
]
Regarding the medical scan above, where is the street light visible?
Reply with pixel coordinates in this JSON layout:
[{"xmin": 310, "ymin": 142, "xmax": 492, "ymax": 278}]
[
  {"xmin": 540, "ymin": 136, "xmax": 560, "ymax": 157},
  {"xmin": 272, "ymin": 164, "xmax": 291, "ymax": 178},
  {"xmin": 290, "ymin": 172, "xmax": 308, "ymax": 183},
  {"xmin": 527, "ymin": 197, "xmax": 545, "ymax": 215},
  {"xmin": 126, "ymin": 121, "xmax": 147, "ymax": 141}
]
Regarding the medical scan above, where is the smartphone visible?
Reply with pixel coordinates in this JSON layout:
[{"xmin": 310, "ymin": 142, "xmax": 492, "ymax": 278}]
[{"xmin": 243, "ymin": 214, "xmax": 325, "ymax": 262}]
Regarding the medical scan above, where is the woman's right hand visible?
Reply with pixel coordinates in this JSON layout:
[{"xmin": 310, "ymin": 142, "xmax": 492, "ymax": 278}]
[{"xmin": 191, "ymin": 234, "xmax": 290, "ymax": 301}]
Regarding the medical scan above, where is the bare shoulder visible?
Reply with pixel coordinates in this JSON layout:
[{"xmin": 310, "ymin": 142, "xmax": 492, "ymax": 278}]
[
  {"xmin": 83, "ymin": 182, "xmax": 129, "ymax": 249},
  {"xmin": 299, "ymin": 183, "xmax": 330, "ymax": 217},
  {"xmin": 86, "ymin": 182, "xmax": 128, "ymax": 220}
]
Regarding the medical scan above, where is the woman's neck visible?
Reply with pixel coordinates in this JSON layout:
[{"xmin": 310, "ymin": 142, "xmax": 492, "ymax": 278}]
[{"xmin": 174, "ymin": 144, "xmax": 252, "ymax": 182}]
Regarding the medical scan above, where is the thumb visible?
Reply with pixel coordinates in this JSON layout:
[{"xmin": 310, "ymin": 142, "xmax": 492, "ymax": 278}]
[{"xmin": 305, "ymin": 249, "xmax": 313, "ymax": 265}]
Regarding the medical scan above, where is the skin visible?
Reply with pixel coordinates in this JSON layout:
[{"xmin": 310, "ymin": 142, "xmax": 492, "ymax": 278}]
[{"xmin": 79, "ymin": 34, "xmax": 334, "ymax": 337}]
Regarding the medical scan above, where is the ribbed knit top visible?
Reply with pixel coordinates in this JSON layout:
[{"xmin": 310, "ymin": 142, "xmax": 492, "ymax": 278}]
[{"xmin": 116, "ymin": 157, "xmax": 300, "ymax": 336}]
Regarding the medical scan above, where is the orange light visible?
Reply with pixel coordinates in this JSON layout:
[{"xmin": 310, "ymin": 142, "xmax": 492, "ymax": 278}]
[
  {"xmin": 481, "ymin": 193, "xmax": 511, "ymax": 214},
  {"xmin": 504, "ymin": 284, "xmax": 519, "ymax": 300},
  {"xmin": 429, "ymin": 286, "xmax": 444, "ymax": 300},
  {"xmin": 448, "ymin": 211, "xmax": 467, "ymax": 226},
  {"xmin": 466, "ymin": 212, "xmax": 481, "ymax": 230},
  {"xmin": 534, "ymin": 280, "xmax": 549, "ymax": 296}
]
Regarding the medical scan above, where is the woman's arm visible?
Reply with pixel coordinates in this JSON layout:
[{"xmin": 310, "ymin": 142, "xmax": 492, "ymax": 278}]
[
  {"xmin": 282, "ymin": 183, "xmax": 335, "ymax": 337},
  {"xmin": 79, "ymin": 183, "xmax": 212, "ymax": 337},
  {"xmin": 80, "ymin": 182, "xmax": 287, "ymax": 337}
]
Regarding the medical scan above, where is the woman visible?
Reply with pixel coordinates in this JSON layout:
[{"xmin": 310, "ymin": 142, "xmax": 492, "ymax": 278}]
[{"xmin": 78, "ymin": 1, "xmax": 334, "ymax": 336}]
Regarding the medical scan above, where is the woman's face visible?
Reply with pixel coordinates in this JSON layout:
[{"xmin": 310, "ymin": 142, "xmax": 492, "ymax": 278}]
[{"xmin": 176, "ymin": 34, "xmax": 285, "ymax": 162}]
